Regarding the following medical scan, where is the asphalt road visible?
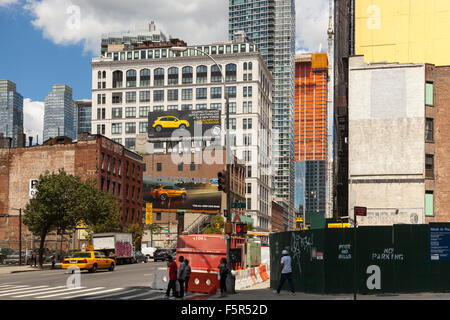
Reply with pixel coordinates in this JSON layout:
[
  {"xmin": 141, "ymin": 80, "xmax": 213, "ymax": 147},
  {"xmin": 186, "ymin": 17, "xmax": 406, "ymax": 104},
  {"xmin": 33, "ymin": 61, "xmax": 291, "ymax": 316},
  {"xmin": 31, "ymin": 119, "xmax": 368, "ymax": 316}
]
[{"xmin": 0, "ymin": 261, "xmax": 181, "ymax": 300}]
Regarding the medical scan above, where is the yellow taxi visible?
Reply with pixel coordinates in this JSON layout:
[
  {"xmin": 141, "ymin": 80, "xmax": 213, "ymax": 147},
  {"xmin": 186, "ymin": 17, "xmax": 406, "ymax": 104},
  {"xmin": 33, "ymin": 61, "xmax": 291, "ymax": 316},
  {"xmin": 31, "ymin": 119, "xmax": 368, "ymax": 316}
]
[
  {"xmin": 62, "ymin": 250, "xmax": 115, "ymax": 273},
  {"xmin": 152, "ymin": 116, "xmax": 190, "ymax": 132}
]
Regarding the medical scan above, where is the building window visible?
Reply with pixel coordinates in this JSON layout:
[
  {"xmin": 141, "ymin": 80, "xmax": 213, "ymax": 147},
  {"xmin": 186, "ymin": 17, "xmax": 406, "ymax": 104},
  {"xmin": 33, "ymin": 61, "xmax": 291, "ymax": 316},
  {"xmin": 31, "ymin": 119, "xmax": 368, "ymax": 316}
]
[
  {"xmin": 157, "ymin": 163, "xmax": 162, "ymax": 171},
  {"xmin": 153, "ymin": 106, "xmax": 163, "ymax": 111},
  {"xmin": 426, "ymin": 154, "xmax": 434, "ymax": 179},
  {"xmin": 182, "ymin": 66, "xmax": 193, "ymax": 84},
  {"xmin": 168, "ymin": 105, "xmax": 178, "ymax": 111},
  {"xmin": 211, "ymin": 65, "xmax": 222, "ymax": 83},
  {"xmin": 196, "ymin": 104, "xmax": 207, "ymax": 110},
  {"xmin": 229, "ymin": 118, "xmax": 236, "ymax": 130},
  {"xmin": 178, "ymin": 163, "xmax": 183, "ymax": 171},
  {"xmin": 190, "ymin": 163, "xmax": 195, "ymax": 171},
  {"xmin": 125, "ymin": 92, "xmax": 136, "ymax": 103},
  {"xmin": 154, "ymin": 90, "xmax": 164, "ymax": 102},
  {"xmin": 125, "ymin": 107, "xmax": 136, "ymax": 118},
  {"xmin": 167, "ymin": 89, "xmax": 179, "ymax": 101},
  {"xmin": 426, "ymin": 118, "xmax": 434, "ymax": 142},
  {"xmin": 182, "ymin": 104, "xmax": 192, "ymax": 110},
  {"xmin": 243, "ymin": 118, "xmax": 252, "ymax": 130},
  {"xmin": 139, "ymin": 91, "xmax": 150, "ymax": 102},
  {"xmin": 211, "ymin": 103, "xmax": 221, "ymax": 110},
  {"xmin": 226, "ymin": 86, "xmax": 236, "ymax": 98},
  {"xmin": 168, "ymin": 67, "xmax": 179, "ymax": 85},
  {"xmin": 112, "ymin": 107, "xmax": 123, "ymax": 119},
  {"xmin": 225, "ymin": 63, "xmax": 237, "ymax": 82},
  {"xmin": 196, "ymin": 88, "xmax": 207, "ymax": 100},
  {"xmin": 139, "ymin": 106, "xmax": 150, "ymax": 118},
  {"xmin": 112, "ymin": 71, "xmax": 123, "ymax": 88},
  {"xmin": 125, "ymin": 138, "xmax": 136, "ymax": 150},
  {"xmin": 111, "ymin": 123, "xmax": 122, "ymax": 134},
  {"xmin": 426, "ymin": 82, "xmax": 434, "ymax": 106},
  {"xmin": 139, "ymin": 122, "xmax": 148, "ymax": 133},
  {"xmin": 196, "ymin": 65, "xmax": 207, "ymax": 83},
  {"xmin": 229, "ymin": 102, "xmax": 236, "ymax": 114},
  {"xmin": 112, "ymin": 92, "xmax": 122, "ymax": 104},
  {"xmin": 182, "ymin": 89, "xmax": 193, "ymax": 100},
  {"xmin": 125, "ymin": 122, "xmax": 136, "ymax": 134},
  {"xmin": 154, "ymin": 68, "xmax": 164, "ymax": 86},
  {"xmin": 156, "ymin": 212, "xmax": 161, "ymax": 221},
  {"xmin": 247, "ymin": 166, "xmax": 252, "ymax": 178},
  {"xmin": 426, "ymin": 191, "xmax": 434, "ymax": 216},
  {"xmin": 140, "ymin": 69, "xmax": 150, "ymax": 87},
  {"xmin": 247, "ymin": 198, "xmax": 251, "ymax": 210},
  {"xmin": 211, "ymin": 87, "xmax": 222, "ymax": 99},
  {"xmin": 126, "ymin": 70, "xmax": 137, "ymax": 87}
]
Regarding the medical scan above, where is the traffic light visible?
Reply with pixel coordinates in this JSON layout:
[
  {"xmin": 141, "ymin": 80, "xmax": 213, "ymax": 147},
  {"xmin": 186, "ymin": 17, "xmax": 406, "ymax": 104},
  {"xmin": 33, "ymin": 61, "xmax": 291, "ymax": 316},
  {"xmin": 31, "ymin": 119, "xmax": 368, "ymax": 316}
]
[
  {"xmin": 236, "ymin": 223, "xmax": 247, "ymax": 235},
  {"xmin": 217, "ymin": 170, "xmax": 228, "ymax": 193},
  {"xmin": 224, "ymin": 222, "xmax": 233, "ymax": 234}
]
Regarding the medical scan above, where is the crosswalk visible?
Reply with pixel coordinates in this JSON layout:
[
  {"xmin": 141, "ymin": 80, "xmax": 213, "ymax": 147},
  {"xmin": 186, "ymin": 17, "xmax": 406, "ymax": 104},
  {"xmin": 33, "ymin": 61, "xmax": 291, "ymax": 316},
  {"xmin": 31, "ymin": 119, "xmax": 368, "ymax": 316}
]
[{"xmin": 0, "ymin": 283, "xmax": 207, "ymax": 300}]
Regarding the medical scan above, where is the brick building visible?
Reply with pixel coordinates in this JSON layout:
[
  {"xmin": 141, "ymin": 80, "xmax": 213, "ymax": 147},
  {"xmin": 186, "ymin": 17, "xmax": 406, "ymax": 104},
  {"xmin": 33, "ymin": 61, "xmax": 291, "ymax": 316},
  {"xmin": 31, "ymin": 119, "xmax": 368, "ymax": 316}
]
[
  {"xmin": 0, "ymin": 134, "xmax": 143, "ymax": 250},
  {"xmin": 141, "ymin": 149, "xmax": 247, "ymax": 248}
]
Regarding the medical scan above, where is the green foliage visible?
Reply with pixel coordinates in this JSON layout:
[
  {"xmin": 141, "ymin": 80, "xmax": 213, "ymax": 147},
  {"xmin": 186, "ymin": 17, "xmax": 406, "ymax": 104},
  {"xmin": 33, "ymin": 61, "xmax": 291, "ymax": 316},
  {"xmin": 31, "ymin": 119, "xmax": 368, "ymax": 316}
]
[
  {"xmin": 145, "ymin": 223, "xmax": 163, "ymax": 234},
  {"xmin": 23, "ymin": 169, "xmax": 122, "ymax": 266},
  {"xmin": 202, "ymin": 214, "xmax": 224, "ymax": 234},
  {"xmin": 126, "ymin": 223, "xmax": 144, "ymax": 251}
]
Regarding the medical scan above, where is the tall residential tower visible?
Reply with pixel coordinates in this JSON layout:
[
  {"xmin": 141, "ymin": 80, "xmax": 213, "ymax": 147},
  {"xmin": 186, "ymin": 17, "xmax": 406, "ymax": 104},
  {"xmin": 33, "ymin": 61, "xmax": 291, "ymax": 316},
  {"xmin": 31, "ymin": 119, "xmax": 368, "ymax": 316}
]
[
  {"xmin": 0, "ymin": 80, "xmax": 23, "ymax": 148},
  {"xmin": 229, "ymin": 0, "xmax": 296, "ymax": 228}
]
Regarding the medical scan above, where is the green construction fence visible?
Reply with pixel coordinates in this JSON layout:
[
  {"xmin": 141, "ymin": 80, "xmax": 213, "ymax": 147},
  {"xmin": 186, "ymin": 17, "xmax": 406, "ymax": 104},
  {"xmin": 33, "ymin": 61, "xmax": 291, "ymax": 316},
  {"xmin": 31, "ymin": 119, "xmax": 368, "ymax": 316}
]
[{"xmin": 270, "ymin": 223, "xmax": 450, "ymax": 294}]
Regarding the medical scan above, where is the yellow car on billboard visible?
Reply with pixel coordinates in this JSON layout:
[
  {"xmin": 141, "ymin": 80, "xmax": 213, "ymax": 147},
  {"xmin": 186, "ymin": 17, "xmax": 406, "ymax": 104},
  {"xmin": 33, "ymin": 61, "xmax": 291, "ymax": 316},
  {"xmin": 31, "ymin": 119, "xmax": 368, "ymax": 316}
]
[
  {"xmin": 152, "ymin": 116, "xmax": 190, "ymax": 132},
  {"xmin": 62, "ymin": 251, "xmax": 115, "ymax": 273},
  {"xmin": 150, "ymin": 185, "xmax": 187, "ymax": 201}
]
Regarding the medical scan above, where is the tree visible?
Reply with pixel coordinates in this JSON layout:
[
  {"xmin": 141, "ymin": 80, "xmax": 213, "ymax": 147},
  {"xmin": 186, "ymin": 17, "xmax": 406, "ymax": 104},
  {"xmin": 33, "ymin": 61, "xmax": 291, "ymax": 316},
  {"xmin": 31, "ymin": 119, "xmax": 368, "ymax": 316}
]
[
  {"xmin": 202, "ymin": 214, "xmax": 224, "ymax": 234},
  {"xmin": 23, "ymin": 170, "xmax": 122, "ymax": 267},
  {"xmin": 23, "ymin": 170, "xmax": 87, "ymax": 267},
  {"xmin": 127, "ymin": 223, "xmax": 144, "ymax": 251}
]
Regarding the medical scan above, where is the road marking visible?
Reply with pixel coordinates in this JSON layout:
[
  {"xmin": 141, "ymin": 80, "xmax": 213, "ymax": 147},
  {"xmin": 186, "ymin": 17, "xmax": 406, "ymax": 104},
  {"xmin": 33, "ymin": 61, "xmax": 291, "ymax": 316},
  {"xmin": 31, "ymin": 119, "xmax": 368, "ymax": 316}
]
[
  {"xmin": 0, "ymin": 285, "xmax": 30, "ymax": 293},
  {"xmin": 15, "ymin": 286, "xmax": 86, "ymax": 298},
  {"xmin": 85, "ymin": 289, "xmax": 138, "ymax": 300},
  {"xmin": 13, "ymin": 286, "xmax": 67, "ymax": 298},
  {"xmin": 0, "ymin": 286, "xmax": 48, "ymax": 296},
  {"xmin": 36, "ymin": 287, "xmax": 105, "ymax": 299},
  {"xmin": 62, "ymin": 288, "xmax": 124, "ymax": 299},
  {"xmin": 0, "ymin": 284, "xmax": 19, "ymax": 289},
  {"xmin": 120, "ymin": 291, "xmax": 156, "ymax": 300},
  {"xmin": 144, "ymin": 295, "xmax": 167, "ymax": 300}
]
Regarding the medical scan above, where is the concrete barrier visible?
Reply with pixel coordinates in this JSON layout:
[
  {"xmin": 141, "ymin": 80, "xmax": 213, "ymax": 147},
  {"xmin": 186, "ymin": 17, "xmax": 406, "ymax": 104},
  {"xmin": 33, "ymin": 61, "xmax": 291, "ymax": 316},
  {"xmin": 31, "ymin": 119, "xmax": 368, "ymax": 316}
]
[{"xmin": 151, "ymin": 267, "xmax": 169, "ymax": 290}]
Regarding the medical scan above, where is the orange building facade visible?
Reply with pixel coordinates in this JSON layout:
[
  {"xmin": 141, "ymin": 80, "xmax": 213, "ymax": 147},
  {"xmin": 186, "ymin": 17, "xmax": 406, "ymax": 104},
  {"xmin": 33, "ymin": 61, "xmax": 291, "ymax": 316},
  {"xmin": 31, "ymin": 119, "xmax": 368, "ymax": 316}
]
[{"xmin": 295, "ymin": 53, "xmax": 328, "ymax": 161}]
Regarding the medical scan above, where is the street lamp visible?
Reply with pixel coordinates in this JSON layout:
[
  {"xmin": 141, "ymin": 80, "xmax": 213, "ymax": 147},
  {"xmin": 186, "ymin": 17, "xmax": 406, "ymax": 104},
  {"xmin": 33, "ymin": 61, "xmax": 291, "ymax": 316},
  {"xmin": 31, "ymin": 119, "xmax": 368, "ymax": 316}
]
[{"xmin": 171, "ymin": 45, "xmax": 234, "ymax": 279}]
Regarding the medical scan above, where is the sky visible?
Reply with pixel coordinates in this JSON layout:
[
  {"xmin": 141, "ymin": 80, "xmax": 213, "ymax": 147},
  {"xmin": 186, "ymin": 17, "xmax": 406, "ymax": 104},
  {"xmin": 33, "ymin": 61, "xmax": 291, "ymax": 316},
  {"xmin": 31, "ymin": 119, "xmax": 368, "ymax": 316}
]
[{"xmin": 0, "ymin": 0, "xmax": 329, "ymax": 140}]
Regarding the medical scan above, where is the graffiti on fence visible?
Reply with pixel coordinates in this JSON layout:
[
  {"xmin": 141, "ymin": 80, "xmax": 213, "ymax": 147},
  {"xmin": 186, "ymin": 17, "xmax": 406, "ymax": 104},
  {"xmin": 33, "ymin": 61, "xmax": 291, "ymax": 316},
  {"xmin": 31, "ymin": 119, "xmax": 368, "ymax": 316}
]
[
  {"xmin": 371, "ymin": 248, "xmax": 404, "ymax": 261},
  {"xmin": 338, "ymin": 244, "xmax": 352, "ymax": 260},
  {"xmin": 290, "ymin": 233, "xmax": 314, "ymax": 275}
]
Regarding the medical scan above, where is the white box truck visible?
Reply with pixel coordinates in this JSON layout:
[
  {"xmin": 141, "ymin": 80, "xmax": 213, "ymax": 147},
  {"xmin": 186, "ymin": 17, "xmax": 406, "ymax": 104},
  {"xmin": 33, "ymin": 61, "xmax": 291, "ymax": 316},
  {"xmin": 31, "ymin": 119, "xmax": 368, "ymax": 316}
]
[{"xmin": 92, "ymin": 233, "xmax": 134, "ymax": 265}]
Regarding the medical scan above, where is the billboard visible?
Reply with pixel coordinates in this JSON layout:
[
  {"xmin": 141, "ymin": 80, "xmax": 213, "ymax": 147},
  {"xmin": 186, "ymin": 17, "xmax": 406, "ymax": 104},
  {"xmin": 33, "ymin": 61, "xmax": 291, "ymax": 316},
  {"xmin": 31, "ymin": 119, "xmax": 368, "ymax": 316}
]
[
  {"xmin": 143, "ymin": 175, "xmax": 221, "ymax": 211},
  {"xmin": 147, "ymin": 110, "xmax": 221, "ymax": 140}
]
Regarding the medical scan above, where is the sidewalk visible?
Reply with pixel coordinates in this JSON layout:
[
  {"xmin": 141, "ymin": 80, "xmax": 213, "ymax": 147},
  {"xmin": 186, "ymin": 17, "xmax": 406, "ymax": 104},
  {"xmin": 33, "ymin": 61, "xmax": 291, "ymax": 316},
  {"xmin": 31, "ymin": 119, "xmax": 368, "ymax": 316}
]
[{"xmin": 0, "ymin": 263, "xmax": 62, "ymax": 274}]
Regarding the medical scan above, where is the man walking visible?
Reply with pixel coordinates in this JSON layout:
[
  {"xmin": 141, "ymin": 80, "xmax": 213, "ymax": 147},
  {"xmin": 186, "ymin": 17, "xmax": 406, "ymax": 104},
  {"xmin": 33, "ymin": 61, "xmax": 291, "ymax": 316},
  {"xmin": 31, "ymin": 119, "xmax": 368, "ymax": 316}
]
[
  {"xmin": 177, "ymin": 255, "xmax": 187, "ymax": 299},
  {"xmin": 184, "ymin": 259, "xmax": 191, "ymax": 296},
  {"xmin": 165, "ymin": 255, "xmax": 178, "ymax": 299},
  {"xmin": 274, "ymin": 250, "xmax": 295, "ymax": 296}
]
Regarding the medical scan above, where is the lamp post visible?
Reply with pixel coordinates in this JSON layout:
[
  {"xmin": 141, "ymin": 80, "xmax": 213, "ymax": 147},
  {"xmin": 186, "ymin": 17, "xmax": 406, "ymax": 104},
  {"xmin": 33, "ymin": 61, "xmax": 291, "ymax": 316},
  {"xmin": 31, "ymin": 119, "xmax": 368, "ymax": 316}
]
[{"xmin": 171, "ymin": 46, "xmax": 233, "ymax": 282}]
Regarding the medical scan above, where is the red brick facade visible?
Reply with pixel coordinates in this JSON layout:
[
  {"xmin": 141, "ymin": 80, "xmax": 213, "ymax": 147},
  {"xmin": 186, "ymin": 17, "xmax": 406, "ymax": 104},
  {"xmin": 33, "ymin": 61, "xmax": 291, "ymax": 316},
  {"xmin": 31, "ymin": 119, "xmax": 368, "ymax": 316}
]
[{"xmin": 0, "ymin": 134, "xmax": 143, "ymax": 249}]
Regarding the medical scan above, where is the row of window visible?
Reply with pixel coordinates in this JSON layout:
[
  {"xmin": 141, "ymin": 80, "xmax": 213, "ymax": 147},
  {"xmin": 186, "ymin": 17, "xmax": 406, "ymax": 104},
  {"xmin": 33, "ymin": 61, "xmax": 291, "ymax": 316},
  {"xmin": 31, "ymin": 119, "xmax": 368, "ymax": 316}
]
[
  {"xmin": 105, "ymin": 86, "xmax": 250, "ymax": 104},
  {"xmin": 105, "ymin": 44, "xmax": 256, "ymax": 62},
  {"xmin": 104, "ymin": 64, "xmax": 248, "ymax": 88}
]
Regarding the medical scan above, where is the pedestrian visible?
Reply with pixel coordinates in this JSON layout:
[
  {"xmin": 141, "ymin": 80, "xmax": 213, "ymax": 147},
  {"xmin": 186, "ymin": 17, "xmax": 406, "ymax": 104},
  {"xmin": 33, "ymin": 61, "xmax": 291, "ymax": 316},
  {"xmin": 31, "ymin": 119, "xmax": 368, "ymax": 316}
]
[
  {"xmin": 184, "ymin": 259, "xmax": 191, "ymax": 296},
  {"xmin": 51, "ymin": 254, "xmax": 56, "ymax": 269},
  {"xmin": 218, "ymin": 257, "xmax": 228, "ymax": 297},
  {"xmin": 31, "ymin": 250, "xmax": 37, "ymax": 267},
  {"xmin": 165, "ymin": 255, "xmax": 178, "ymax": 299},
  {"xmin": 274, "ymin": 250, "xmax": 295, "ymax": 296},
  {"xmin": 177, "ymin": 255, "xmax": 187, "ymax": 299}
]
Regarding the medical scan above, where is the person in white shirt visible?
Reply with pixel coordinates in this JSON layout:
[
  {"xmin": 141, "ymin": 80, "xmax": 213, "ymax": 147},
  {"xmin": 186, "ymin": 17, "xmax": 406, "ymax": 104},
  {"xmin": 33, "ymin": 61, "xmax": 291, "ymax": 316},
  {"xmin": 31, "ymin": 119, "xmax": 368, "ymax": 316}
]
[{"xmin": 274, "ymin": 250, "xmax": 295, "ymax": 295}]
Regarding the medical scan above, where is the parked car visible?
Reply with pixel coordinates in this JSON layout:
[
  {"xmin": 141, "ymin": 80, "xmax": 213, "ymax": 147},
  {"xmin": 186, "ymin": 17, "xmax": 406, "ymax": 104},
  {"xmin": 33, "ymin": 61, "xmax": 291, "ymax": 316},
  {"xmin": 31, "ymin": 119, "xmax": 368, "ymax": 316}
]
[
  {"xmin": 133, "ymin": 251, "xmax": 148, "ymax": 263},
  {"xmin": 3, "ymin": 250, "xmax": 31, "ymax": 265},
  {"xmin": 153, "ymin": 249, "xmax": 173, "ymax": 262},
  {"xmin": 0, "ymin": 248, "xmax": 14, "ymax": 264},
  {"xmin": 141, "ymin": 246, "xmax": 157, "ymax": 259}
]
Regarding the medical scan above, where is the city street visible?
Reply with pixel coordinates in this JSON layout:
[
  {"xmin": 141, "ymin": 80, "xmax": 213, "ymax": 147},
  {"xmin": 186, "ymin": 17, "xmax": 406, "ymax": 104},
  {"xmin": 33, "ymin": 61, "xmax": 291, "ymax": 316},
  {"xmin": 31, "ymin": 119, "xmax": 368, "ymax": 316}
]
[{"xmin": 0, "ymin": 261, "xmax": 208, "ymax": 301}]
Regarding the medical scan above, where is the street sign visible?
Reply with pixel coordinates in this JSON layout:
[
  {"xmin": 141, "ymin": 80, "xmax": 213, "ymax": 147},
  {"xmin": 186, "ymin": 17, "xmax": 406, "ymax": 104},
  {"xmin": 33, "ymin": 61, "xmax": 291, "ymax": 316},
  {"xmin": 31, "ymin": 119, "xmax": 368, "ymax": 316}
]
[
  {"xmin": 328, "ymin": 223, "xmax": 351, "ymax": 228},
  {"xmin": 232, "ymin": 202, "xmax": 246, "ymax": 209},
  {"xmin": 236, "ymin": 223, "xmax": 247, "ymax": 235},
  {"xmin": 29, "ymin": 179, "xmax": 38, "ymax": 199},
  {"xmin": 354, "ymin": 206, "xmax": 367, "ymax": 217},
  {"xmin": 145, "ymin": 203, "xmax": 153, "ymax": 225}
]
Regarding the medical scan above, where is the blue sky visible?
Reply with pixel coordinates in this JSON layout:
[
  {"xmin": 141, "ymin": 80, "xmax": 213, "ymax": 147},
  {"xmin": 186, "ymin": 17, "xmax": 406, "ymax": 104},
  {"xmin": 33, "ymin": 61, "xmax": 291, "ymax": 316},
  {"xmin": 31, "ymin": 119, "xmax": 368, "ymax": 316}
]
[
  {"xmin": 0, "ymin": 0, "xmax": 328, "ymax": 139},
  {"xmin": 0, "ymin": 7, "xmax": 93, "ymax": 101}
]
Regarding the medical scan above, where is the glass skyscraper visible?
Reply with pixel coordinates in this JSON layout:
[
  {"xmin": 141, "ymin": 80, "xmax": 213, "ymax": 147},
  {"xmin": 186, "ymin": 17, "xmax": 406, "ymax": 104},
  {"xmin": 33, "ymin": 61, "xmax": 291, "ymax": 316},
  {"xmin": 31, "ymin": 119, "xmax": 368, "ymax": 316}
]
[
  {"xmin": 0, "ymin": 80, "xmax": 23, "ymax": 148},
  {"xmin": 43, "ymin": 84, "xmax": 76, "ymax": 142},
  {"xmin": 74, "ymin": 100, "xmax": 92, "ymax": 135},
  {"xmin": 229, "ymin": 0, "xmax": 296, "ymax": 223}
]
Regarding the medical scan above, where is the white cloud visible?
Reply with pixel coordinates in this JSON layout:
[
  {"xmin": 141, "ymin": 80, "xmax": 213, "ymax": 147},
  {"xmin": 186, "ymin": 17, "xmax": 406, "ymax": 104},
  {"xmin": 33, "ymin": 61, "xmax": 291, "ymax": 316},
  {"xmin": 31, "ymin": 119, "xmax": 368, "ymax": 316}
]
[
  {"xmin": 23, "ymin": 98, "xmax": 44, "ymax": 143},
  {"xmin": 0, "ymin": 0, "xmax": 20, "ymax": 7},
  {"xmin": 23, "ymin": 0, "xmax": 329, "ymax": 55}
]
